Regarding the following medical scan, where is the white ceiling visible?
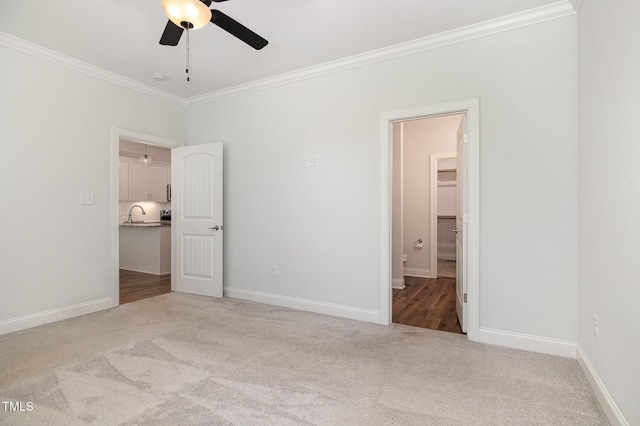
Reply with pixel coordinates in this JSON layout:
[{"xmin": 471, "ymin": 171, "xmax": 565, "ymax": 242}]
[{"xmin": 0, "ymin": 0, "xmax": 569, "ymax": 99}]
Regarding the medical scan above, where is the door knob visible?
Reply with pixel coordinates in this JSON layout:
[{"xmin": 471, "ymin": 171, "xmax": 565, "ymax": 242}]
[
  {"xmin": 208, "ymin": 225, "xmax": 221, "ymax": 231},
  {"xmin": 451, "ymin": 229, "xmax": 459, "ymax": 233}
]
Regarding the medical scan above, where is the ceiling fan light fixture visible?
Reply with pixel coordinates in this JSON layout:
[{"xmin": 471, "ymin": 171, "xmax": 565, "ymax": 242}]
[{"xmin": 162, "ymin": 0, "xmax": 212, "ymax": 30}]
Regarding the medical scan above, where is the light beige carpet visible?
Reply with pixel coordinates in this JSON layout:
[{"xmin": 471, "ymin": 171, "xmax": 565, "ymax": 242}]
[{"xmin": 0, "ymin": 293, "xmax": 607, "ymax": 425}]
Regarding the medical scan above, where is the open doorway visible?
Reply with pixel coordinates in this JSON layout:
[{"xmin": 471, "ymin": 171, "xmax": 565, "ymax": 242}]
[
  {"xmin": 380, "ymin": 99, "xmax": 479, "ymax": 341},
  {"xmin": 391, "ymin": 114, "xmax": 463, "ymax": 333},
  {"xmin": 110, "ymin": 128, "xmax": 182, "ymax": 308},
  {"xmin": 118, "ymin": 140, "xmax": 173, "ymax": 304}
]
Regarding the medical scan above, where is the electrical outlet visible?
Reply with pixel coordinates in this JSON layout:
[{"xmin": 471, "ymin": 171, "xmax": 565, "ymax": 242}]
[
  {"xmin": 272, "ymin": 265, "xmax": 279, "ymax": 277},
  {"xmin": 302, "ymin": 157, "xmax": 309, "ymax": 168},
  {"xmin": 312, "ymin": 157, "xmax": 319, "ymax": 166},
  {"xmin": 593, "ymin": 315, "xmax": 599, "ymax": 339},
  {"xmin": 80, "ymin": 193, "xmax": 94, "ymax": 205}
]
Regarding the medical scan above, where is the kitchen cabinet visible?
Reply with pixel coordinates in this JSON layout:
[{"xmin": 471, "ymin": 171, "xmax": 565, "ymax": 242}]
[
  {"xmin": 119, "ymin": 157, "xmax": 170, "ymax": 202},
  {"xmin": 149, "ymin": 166, "xmax": 169, "ymax": 202},
  {"xmin": 128, "ymin": 163, "xmax": 149, "ymax": 201}
]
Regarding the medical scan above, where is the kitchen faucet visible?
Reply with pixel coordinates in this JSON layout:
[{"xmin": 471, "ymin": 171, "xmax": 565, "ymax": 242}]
[{"xmin": 127, "ymin": 205, "xmax": 146, "ymax": 224}]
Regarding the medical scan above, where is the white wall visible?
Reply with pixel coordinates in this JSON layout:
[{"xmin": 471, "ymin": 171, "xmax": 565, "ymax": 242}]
[
  {"xmin": 577, "ymin": 0, "xmax": 640, "ymax": 423},
  {"xmin": 187, "ymin": 15, "xmax": 579, "ymax": 341},
  {"xmin": 402, "ymin": 116, "xmax": 459, "ymax": 276},
  {"xmin": 0, "ymin": 45, "xmax": 185, "ymax": 324}
]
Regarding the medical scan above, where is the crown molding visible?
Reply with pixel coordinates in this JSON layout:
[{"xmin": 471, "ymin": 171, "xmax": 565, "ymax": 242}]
[
  {"xmin": 186, "ymin": 0, "xmax": 576, "ymax": 106},
  {"xmin": 0, "ymin": 32, "xmax": 186, "ymax": 107},
  {"xmin": 568, "ymin": 0, "xmax": 583, "ymax": 12},
  {"xmin": 1, "ymin": 1, "xmax": 575, "ymax": 108}
]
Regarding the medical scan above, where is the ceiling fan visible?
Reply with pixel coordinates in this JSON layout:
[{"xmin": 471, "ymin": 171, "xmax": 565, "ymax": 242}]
[{"xmin": 159, "ymin": 0, "xmax": 268, "ymax": 50}]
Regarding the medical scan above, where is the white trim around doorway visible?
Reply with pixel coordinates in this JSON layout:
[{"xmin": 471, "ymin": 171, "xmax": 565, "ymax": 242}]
[
  {"xmin": 379, "ymin": 99, "xmax": 480, "ymax": 342},
  {"xmin": 110, "ymin": 127, "xmax": 183, "ymax": 308}
]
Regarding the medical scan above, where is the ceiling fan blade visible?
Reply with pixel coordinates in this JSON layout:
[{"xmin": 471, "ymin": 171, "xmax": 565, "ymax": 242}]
[
  {"xmin": 159, "ymin": 20, "xmax": 184, "ymax": 46},
  {"xmin": 210, "ymin": 9, "xmax": 268, "ymax": 50}
]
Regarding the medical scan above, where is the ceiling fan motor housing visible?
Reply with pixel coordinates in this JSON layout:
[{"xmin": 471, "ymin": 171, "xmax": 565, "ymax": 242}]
[{"xmin": 159, "ymin": 0, "xmax": 268, "ymax": 50}]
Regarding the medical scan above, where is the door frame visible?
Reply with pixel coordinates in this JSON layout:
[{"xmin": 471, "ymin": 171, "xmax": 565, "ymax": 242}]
[
  {"xmin": 379, "ymin": 99, "xmax": 480, "ymax": 341},
  {"xmin": 110, "ymin": 127, "xmax": 183, "ymax": 307}
]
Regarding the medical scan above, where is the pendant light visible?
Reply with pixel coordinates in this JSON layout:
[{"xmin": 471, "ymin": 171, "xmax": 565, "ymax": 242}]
[{"xmin": 139, "ymin": 145, "xmax": 153, "ymax": 166}]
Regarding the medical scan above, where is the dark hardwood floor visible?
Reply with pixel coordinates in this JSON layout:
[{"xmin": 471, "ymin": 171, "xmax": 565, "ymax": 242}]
[
  {"xmin": 119, "ymin": 269, "xmax": 172, "ymax": 305},
  {"xmin": 393, "ymin": 276, "xmax": 463, "ymax": 334}
]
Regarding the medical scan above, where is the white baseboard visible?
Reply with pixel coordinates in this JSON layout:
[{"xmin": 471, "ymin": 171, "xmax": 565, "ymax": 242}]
[
  {"xmin": 0, "ymin": 298, "xmax": 113, "ymax": 336},
  {"xmin": 403, "ymin": 268, "xmax": 434, "ymax": 278},
  {"xmin": 224, "ymin": 286, "xmax": 380, "ymax": 324},
  {"xmin": 577, "ymin": 345, "xmax": 628, "ymax": 426},
  {"xmin": 392, "ymin": 278, "xmax": 405, "ymax": 289},
  {"xmin": 478, "ymin": 327, "xmax": 577, "ymax": 358}
]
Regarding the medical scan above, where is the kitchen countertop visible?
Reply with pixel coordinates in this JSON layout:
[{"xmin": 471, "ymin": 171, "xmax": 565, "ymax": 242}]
[{"xmin": 120, "ymin": 222, "xmax": 171, "ymax": 227}]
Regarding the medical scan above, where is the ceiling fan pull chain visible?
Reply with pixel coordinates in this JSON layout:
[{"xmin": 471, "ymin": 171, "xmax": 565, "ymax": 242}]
[{"xmin": 185, "ymin": 27, "xmax": 190, "ymax": 82}]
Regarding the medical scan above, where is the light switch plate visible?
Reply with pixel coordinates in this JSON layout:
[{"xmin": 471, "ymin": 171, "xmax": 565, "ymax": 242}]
[{"xmin": 80, "ymin": 193, "xmax": 94, "ymax": 205}]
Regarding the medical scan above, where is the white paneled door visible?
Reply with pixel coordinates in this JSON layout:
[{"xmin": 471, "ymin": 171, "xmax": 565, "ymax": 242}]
[
  {"xmin": 456, "ymin": 115, "xmax": 468, "ymax": 333},
  {"xmin": 172, "ymin": 144, "xmax": 223, "ymax": 297}
]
